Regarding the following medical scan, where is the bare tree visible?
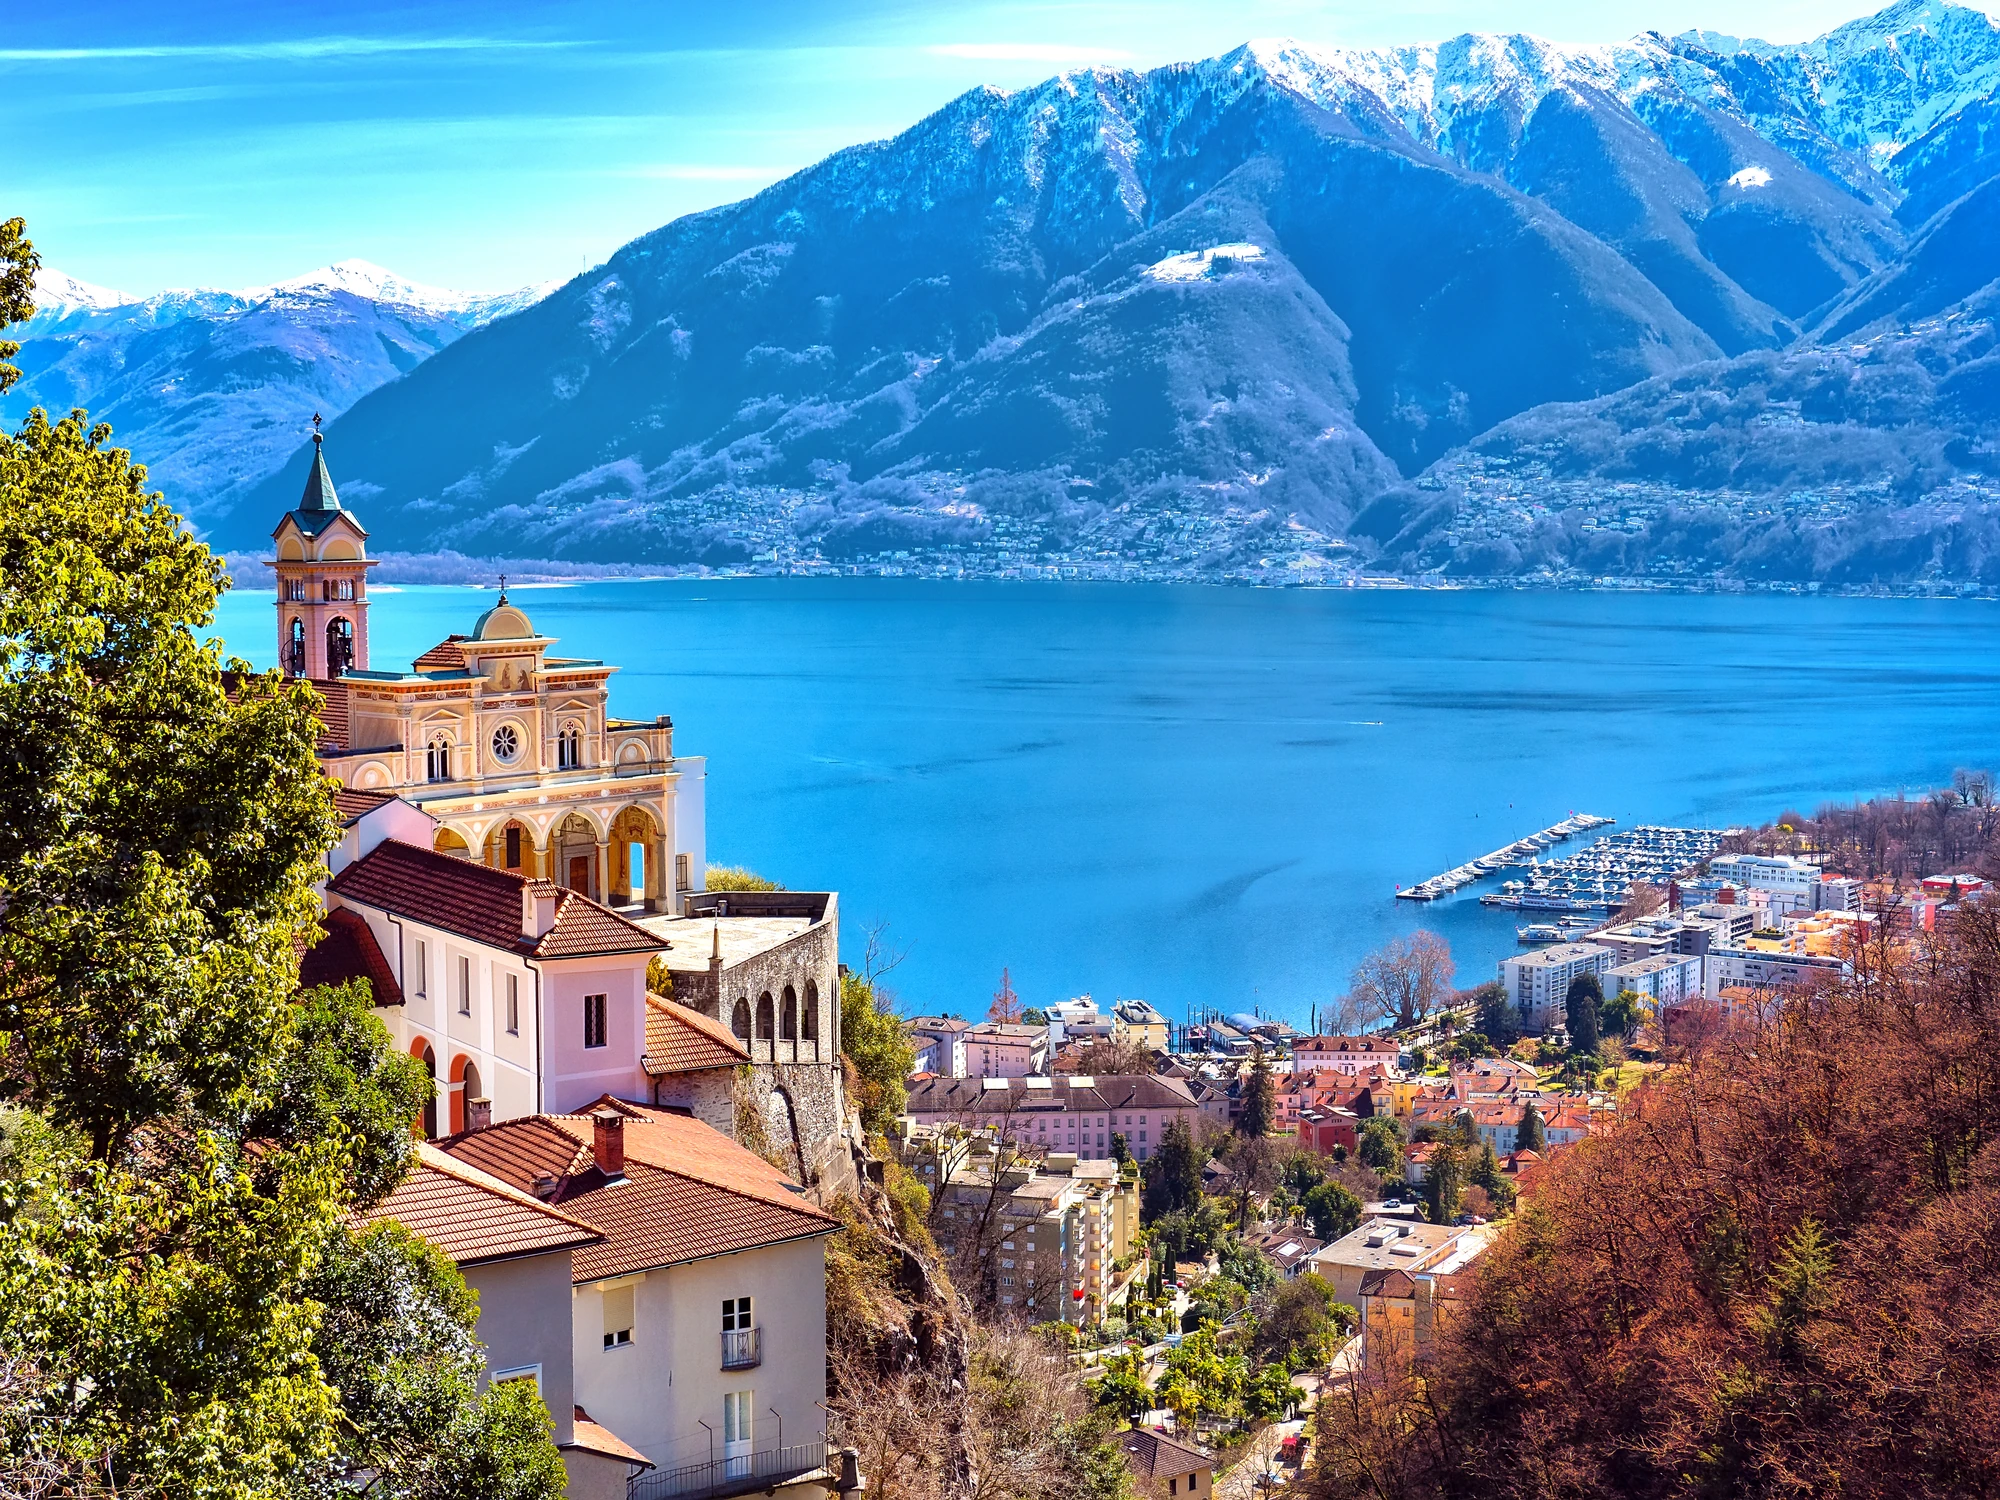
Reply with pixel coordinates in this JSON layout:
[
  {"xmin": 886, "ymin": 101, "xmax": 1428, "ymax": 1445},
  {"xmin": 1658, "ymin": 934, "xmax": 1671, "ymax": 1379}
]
[
  {"xmin": 988, "ymin": 968, "xmax": 1021, "ymax": 1025},
  {"xmin": 1350, "ymin": 933, "xmax": 1456, "ymax": 1031}
]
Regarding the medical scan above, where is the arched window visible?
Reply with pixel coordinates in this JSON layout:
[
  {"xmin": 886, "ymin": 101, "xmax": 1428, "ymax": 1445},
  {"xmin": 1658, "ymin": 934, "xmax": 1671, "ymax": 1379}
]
[
  {"xmin": 802, "ymin": 981, "xmax": 820, "ymax": 1042},
  {"xmin": 756, "ymin": 992, "xmax": 774, "ymax": 1041},
  {"xmin": 731, "ymin": 999, "xmax": 752, "ymax": 1041},
  {"xmin": 417, "ymin": 1043, "xmax": 438, "ymax": 1138},
  {"xmin": 781, "ymin": 986, "xmax": 798, "ymax": 1042},
  {"xmin": 558, "ymin": 721, "xmax": 583, "ymax": 770},
  {"xmin": 287, "ymin": 617, "xmax": 306, "ymax": 678},
  {"xmin": 326, "ymin": 617, "xmax": 354, "ymax": 677},
  {"xmin": 426, "ymin": 736, "xmax": 452, "ymax": 783}
]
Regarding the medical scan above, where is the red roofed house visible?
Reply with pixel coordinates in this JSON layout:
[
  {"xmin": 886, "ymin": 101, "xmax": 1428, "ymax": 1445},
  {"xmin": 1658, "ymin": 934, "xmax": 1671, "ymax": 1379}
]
[
  {"xmin": 438, "ymin": 1102, "xmax": 841, "ymax": 1500},
  {"xmin": 1293, "ymin": 1035, "xmax": 1402, "ymax": 1072},
  {"xmin": 1296, "ymin": 1107, "xmax": 1360, "ymax": 1155},
  {"xmin": 1117, "ymin": 1427, "xmax": 1215, "ymax": 1500}
]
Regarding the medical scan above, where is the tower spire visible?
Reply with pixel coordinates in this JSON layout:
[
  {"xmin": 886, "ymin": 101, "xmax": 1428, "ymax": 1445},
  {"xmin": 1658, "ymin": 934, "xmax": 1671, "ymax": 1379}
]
[{"xmin": 299, "ymin": 412, "xmax": 340, "ymax": 512}]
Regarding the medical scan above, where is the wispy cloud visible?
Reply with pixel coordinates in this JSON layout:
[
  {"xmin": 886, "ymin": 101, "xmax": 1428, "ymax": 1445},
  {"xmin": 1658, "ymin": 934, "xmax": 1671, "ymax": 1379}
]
[
  {"xmin": 927, "ymin": 42, "xmax": 1137, "ymax": 64},
  {"xmin": 621, "ymin": 164, "xmax": 790, "ymax": 181},
  {"xmin": 0, "ymin": 35, "xmax": 582, "ymax": 63}
]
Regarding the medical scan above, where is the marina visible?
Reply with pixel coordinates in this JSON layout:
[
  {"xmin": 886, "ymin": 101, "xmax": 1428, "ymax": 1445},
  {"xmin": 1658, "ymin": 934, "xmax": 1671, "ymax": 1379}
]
[
  {"xmin": 1479, "ymin": 825, "xmax": 1728, "ymax": 913},
  {"xmin": 1395, "ymin": 813, "xmax": 1616, "ymax": 901}
]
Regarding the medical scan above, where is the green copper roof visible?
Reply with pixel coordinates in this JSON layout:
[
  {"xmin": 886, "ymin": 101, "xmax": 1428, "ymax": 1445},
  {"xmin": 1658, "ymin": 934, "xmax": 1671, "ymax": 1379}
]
[{"xmin": 299, "ymin": 437, "xmax": 340, "ymax": 513}]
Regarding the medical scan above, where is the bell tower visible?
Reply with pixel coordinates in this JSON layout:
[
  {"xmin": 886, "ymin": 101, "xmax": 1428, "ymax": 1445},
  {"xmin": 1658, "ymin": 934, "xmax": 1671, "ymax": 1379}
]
[{"xmin": 270, "ymin": 414, "xmax": 373, "ymax": 680}]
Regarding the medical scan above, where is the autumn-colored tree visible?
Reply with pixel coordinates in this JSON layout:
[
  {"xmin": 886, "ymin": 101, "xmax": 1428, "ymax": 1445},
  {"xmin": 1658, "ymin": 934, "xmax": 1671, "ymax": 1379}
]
[
  {"xmin": 1306, "ymin": 901, "xmax": 2000, "ymax": 1500},
  {"xmin": 989, "ymin": 968, "xmax": 1021, "ymax": 1025}
]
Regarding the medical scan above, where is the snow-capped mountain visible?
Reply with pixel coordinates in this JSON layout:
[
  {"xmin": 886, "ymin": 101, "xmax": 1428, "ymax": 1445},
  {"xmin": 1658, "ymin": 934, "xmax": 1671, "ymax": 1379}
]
[
  {"xmin": 4, "ymin": 260, "xmax": 556, "ymax": 525},
  {"xmin": 78, "ymin": 2, "xmax": 2000, "ymax": 580}
]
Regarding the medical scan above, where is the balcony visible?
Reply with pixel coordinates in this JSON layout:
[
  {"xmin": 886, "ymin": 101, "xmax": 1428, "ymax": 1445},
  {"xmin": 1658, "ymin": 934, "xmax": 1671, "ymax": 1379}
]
[
  {"xmin": 721, "ymin": 1327, "xmax": 761, "ymax": 1370},
  {"xmin": 629, "ymin": 1443, "xmax": 830, "ymax": 1500}
]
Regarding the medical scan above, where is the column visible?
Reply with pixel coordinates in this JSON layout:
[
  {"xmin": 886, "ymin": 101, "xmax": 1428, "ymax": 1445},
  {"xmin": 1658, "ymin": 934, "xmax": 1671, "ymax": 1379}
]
[{"xmin": 595, "ymin": 840, "xmax": 611, "ymax": 905}]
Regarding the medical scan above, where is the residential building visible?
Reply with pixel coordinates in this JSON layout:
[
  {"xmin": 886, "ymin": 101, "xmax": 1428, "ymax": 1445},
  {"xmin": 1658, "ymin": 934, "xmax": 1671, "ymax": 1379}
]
[
  {"xmin": 1117, "ymin": 1428, "xmax": 1215, "ymax": 1500},
  {"xmin": 1243, "ymin": 1226, "xmax": 1325, "ymax": 1279},
  {"xmin": 904, "ymin": 1016, "xmax": 971, "ymax": 1078},
  {"xmin": 1708, "ymin": 854, "xmax": 1819, "ymax": 899},
  {"xmin": 441, "ymin": 1103, "xmax": 840, "ymax": 1498},
  {"xmin": 1587, "ymin": 918, "xmax": 1683, "ymax": 965},
  {"xmin": 320, "ymin": 835, "xmax": 668, "ymax": 1134},
  {"xmin": 1496, "ymin": 944, "xmax": 1615, "ymax": 1035},
  {"xmin": 1702, "ymin": 947, "xmax": 1847, "ymax": 999},
  {"xmin": 965, "ymin": 1022, "xmax": 1051, "ymax": 1078},
  {"xmin": 905, "ymin": 1074, "xmax": 1199, "ymax": 1161},
  {"xmin": 1310, "ymin": 1218, "xmax": 1467, "ymax": 1310},
  {"xmin": 1673, "ymin": 902, "xmax": 1759, "ymax": 954},
  {"xmin": 1603, "ymin": 953, "xmax": 1703, "ymax": 1012},
  {"xmin": 886, "ymin": 1118, "xmax": 990, "ymax": 1194},
  {"xmin": 1357, "ymin": 1235, "xmax": 1486, "ymax": 1367},
  {"xmin": 1293, "ymin": 1035, "xmax": 1402, "ymax": 1072},
  {"xmin": 273, "ymin": 437, "xmax": 705, "ymax": 914},
  {"xmin": 1046, "ymin": 999, "xmax": 1114, "ymax": 1045},
  {"xmin": 363, "ymin": 1143, "xmax": 648, "ymax": 1500},
  {"xmin": 1920, "ymin": 873, "xmax": 1985, "ymax": 900},
  {"xmin": 1112, "ymin": 1000, "xmax": 1171, "ymax": 1050},
  {"xmin": 1816, "ymin": 876, "xmax": 1866, "ymax": 911},
  {"xmin": 934, "ymin": 1155, "xmax": 1136, "ymax": 1323}
]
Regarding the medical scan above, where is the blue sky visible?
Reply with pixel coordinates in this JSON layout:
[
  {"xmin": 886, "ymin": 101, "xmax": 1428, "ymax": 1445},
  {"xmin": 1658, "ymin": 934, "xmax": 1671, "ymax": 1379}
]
[{"xmin": 4, "ymin": 0, "xmax": 1943, "ymax": 296}]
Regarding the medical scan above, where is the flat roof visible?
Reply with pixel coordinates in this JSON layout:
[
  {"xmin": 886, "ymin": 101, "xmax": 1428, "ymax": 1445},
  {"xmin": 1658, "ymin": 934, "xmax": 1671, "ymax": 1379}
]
[{"xmin": 641, "ymin": 913, "xmax": 815, "ymax": 969}]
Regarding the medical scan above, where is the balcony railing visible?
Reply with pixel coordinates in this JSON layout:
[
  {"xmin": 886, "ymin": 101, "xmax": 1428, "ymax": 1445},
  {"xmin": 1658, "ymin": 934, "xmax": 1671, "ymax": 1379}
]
[
  {"xmin": 721, "ymin": 1327, "xmax": 761, "ymax": 1370},
  {"xmin": 629, "ymin": 1443, "xmax": 828, "ymax": 1500}
]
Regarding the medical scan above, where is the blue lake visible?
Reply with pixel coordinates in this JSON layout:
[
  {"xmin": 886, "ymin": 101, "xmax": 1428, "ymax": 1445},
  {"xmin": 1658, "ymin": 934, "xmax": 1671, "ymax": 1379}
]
[{"xmin": 214, "ymin": 580, "xmax": 2000, "ymax": 1028}]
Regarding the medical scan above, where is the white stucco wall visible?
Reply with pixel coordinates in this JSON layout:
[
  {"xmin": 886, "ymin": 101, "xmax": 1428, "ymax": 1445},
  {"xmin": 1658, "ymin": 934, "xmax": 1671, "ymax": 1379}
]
[
  {"xmin": 465, "ymin": 1250, "xmax": 578, "ymax": 1445},
  {"xmin": 572, "ymin": 1234, "xmax": 831, "ymax": 1478}
]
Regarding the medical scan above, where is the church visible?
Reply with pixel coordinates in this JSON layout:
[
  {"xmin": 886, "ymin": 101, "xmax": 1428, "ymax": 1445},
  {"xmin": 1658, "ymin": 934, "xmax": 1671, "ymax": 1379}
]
[{"xmin": 271, "ymin": 419, "xmax": 704, "ymax": 911}]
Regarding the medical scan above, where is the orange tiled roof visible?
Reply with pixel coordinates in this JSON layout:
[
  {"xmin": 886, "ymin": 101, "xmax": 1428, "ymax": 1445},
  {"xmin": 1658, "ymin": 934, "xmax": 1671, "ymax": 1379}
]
[
  {"xmin": 331, "ymin": 786, "xmax": 400, "ymax": 827},
  {"xmin": 313, "ymin": 678, "xmax": 351, "ymax": 750},
  {"xmin": 301, "ymin": 906, "xmax": 404, "ymax": 1005},
  {"xmin": 1359, "ymin": 1267, "xmax": 1421, "ymax": 1299},
  {"xmin": 644, "ymin": 993, "xmax": 750, "ymax": 1074},
  {"xmin": 438, "ymin": 1109, "xmax": 839, "ymax": 1282},
  {"xmin": 364, "ymin": 1142, "xmax": 601, "ymax": 1266},
  {"xmin": 414, "ymin": 634, "xmax": 471, "ymax": 672},
  {"xmin": 329, "ymin": 839, "xmax": 665, "ymax": 960},
  {"xmin": 568, "ymin": 1408, "xmax": 653, "ymax": 1469}
]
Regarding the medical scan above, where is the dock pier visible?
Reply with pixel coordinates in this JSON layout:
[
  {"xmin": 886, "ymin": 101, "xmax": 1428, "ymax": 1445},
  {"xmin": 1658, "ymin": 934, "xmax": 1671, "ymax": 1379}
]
[{"xmin": 1395, "ymin": 813, "xmax": 1615, "ymax": 901}]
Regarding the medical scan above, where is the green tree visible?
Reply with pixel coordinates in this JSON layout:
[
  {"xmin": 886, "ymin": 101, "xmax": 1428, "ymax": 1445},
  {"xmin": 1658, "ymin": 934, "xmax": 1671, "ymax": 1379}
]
[
  {"xmin": 1357, "ymin": 1115, "xmax": 1404, "ymax": 1175},
  {"xmin": 1089, "ymin": 1351, "xmax": 1153, "ymax": 1419},
  {"xmin": 0, "ymin": 216, "xmax": 37, "ymax": 393},
  {"xmin": 1239, "ymin": 1044, "xmax": 1276, "ymax": 1138},
  {"xmin": 1471, "ymin": 981, "xmax": 1519, "ymax": 1047},
  {"xmin": 1755, "ymin": 1216, "xmax": 1836, "ymax": 1364},
  {"xmin": 840, "ymin": 973, "xmax": 914, "ymax": 1135},
  {"xmin": 705, "ymin": 865, "xmax": 783, "ymax": 891},
  {"xmin": 1280, "ymin": 1150, "xmax": 1328, "ymax": 1197},
  {"xmin": 1423, "ymin": 1138, "xmax": 1466, "ymax": 1224},
  {"xmin": 297, "ymin": 1221, "xmax": 566, "ymax": 1499},
  {"xmin": 1217, "ymin": 1236, "xmax": 1278, "ymax": 1293},
  {"xmin": 1143, "ymin": 1115, "xmax": 1204, "ymax": 1218},
  {"xmin": 1600, "ymin": 988, "xmax": 1642, "ymax": 1043},
  {"xmin": 1566, "ymin": 973, "xmax": 1603, "ymax": 1055},
  {"xmin": 1467, "ymin": 1141, "xmax": 1515, "ymax": 1213},
  {"xmin": 1244, "ymin": 1365, "xmax": 1305, "ymax": 1420},
  {"xmin": 1302, "ymin": 1181, "xmax": 1363, "ymax": 1242},
  {"xmin": 1110, "ymin": 1132, "xmax": 1132, "ymax": 1168},
  {"xmin": 1252, "ymin": 1272, "xmax": 1353, "ymax": 1368},
  {"xmin": 1021, "ymin": 1006, "xmax": 1049, "ymax": 1026},
  {"xmin": 1517, "ymin": 1099, "xmax": 1546, "ymax": 1154}
]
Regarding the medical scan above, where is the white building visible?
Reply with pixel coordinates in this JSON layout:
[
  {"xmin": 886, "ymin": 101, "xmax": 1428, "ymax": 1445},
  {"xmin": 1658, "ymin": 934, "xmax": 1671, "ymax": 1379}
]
[
  {"xmin": 443, "ymin": 1104, "xmax": 840, "ymax": 1499},
  {"xmin": 1496, "ymin": 944, "xmax": 1615, "ymax": 1035},
  {"xmin": 1708, "ymin": 854, "xmax": 1819, "ymax": 899},
  {"xmin": 965, "ymin": 1022, "xmax": 1050, "ymax": 1077},
  {"xmin": 1603, "ymin": 953, "xmax": 1703, "ymax": 1013},
  {"xmin": 1702, "ymin": 947, "xmax": 1848, "ymax": 999},
  {"xmin": 905, "ymin": 1074, "xmax": 1199, "ymax": 1162},
  {"xmin": 904, "ymin": 1016, "xmax": 971, "ymax": 1078},
  {"xmin": 1293, "ymin": 1035, "xmax": 1402, "ymax": 1072}
]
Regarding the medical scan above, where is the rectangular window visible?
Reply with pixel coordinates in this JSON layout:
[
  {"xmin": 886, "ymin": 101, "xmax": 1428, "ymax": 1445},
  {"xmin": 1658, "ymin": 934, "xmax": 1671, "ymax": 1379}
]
[
  {"xmin": 505, "ymin": 826, "xmax": 522, "ymax": 868},
  {"xmin": 583, "ymin": 993, "xmax": 608, "ymax": 1049},
  {"xmin": 506, "ymin": 973, "xmax": 520, "ymax": 1035},
  {"xmin": 723, "ymin": 1390, "xmax": 752, "ymax": 1445},
  {"xmin": 722, "ymin": 1296, "xmax": 753, "ymax": 1331},
  {"xmin": 456, "ymin": 955, "xmax": 471, "ymax": 1015},
  {"xmin": 675, "ymin": 853, "xmax": 692, "ymax": 893},
  {"xmin": 602, "ymin": 1285, "xmax": 634, "ymax": 1349},
  {"xmin": 410, "ymin": 939, "xmax": 427, "ymax": 998},
  {"xmin": 493, "ymin": 1365, "xmax": 541, "ymax": 1391}
]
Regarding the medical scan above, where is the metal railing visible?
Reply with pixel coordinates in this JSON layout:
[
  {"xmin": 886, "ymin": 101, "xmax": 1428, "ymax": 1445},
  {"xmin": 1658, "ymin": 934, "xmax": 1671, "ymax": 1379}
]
[
  {"xmin": 721, "ymin": 1327, "xmax": 761, "ymax": 1370},
  {"xmin": 629, "ymin": 1443, "xmax": 828, "ymax": 1500}
]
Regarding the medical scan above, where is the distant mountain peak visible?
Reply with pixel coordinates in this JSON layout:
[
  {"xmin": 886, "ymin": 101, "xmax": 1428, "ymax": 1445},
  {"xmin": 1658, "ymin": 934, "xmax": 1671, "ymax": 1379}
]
[{"xmin": 32, "ymin": 268, "xmax": 134, "ymax": 316}]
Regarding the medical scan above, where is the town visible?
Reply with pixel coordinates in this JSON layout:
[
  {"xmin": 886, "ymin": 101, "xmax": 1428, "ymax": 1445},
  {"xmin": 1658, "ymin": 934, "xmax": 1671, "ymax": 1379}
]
[{"xmin": 215, "ymin": 438, "xmax": 1996, "ymax": 1500}]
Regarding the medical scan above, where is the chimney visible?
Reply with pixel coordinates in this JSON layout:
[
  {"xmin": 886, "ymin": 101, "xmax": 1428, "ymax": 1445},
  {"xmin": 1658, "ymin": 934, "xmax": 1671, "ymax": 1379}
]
[
  {"xmin": 464, "ymin": 1095, "xmax": 492, "ymax": 1132},
  {"xmin": 709, "ymin": 923, "xmax": 723, "ymax": 973},
  {"xmin": 530, "ymin": 1171, "xmax": 559, "ymax": 1200},
  {"xmin": 592, "ymin": 1108, "xmax": 627, "ymax": 1179},
  {"xmin": 522, "ymin": 882, "xmax": 559, "ymax": 939}
]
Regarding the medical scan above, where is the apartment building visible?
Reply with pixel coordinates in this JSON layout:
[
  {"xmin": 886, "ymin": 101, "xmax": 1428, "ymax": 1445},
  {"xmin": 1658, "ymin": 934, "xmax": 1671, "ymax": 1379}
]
[
  {"xmin": 1293, "ymin": 1035, "xmax": 1402, "ymax": 1072},
  {"xmin": 965, "ymin": 1022, "xmax": 1051, "ymax": 1077},
  {"xmin": 1311, "ymin": 1218, "xmax": 1468, "ymax": 1310},
  {"xmin": 905, "ymin": 1074, "xmax": 1200, "ymax": 1162},
  {"xmin": 1496, "ymin": 944, "xmax": 1615, "ymax": 1035},
  {"xmin": 1603, "ymin": 953, "xmax": 1703, "ymax": 1012},
  {"xmin": 934, "ymin": 1155, "xmax": 1137, "ymax": 1324},
  {"xmin": 1702, "ymin": 947, "xmax": 1848, "ymax": 999},
  {"xmin": 1708, "ymin": 853, "xmax": 1819, "ymax": 898},
  {"xmin": 1112, "ymin": 1000, "xmax": 1171, "ymax": 1050},
  {"xmin": 904, "ymin": 1016, "xmax": 971, "ymax": 1077}
]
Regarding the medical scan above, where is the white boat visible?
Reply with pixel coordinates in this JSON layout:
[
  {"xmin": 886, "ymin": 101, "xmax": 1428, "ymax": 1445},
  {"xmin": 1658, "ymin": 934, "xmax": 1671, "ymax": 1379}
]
[{"xmin": 1517, "ymin": 923, "xmax": 1565, "ymax": 943}]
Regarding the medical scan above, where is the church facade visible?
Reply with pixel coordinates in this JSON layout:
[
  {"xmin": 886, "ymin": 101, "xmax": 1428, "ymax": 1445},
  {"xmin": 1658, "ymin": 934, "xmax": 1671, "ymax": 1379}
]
[{"xmin": 271, "ymin": 427, "xmax": 705, "ymax": 911}]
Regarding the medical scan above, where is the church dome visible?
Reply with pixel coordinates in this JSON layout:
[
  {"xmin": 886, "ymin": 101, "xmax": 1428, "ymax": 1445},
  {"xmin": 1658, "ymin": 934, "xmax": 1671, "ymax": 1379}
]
[{"xmin": 472, "ymin": 599, "xmax": 535, "ymax": 641}]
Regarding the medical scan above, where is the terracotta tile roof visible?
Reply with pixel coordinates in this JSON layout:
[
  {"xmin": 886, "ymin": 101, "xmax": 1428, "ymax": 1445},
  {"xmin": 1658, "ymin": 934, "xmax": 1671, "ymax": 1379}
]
[
  {"xmin": 1359, "ymin": 1267, "xmax": 1421, "ymax": 1299},
  {"xmin": 1117, "ymin": 1429, "xmax": 1210, "ymax": 1479},
  {"xmin": 328, "ymin": 840, "xmax": 665, "ymax": 960},
  {"xmin": 362, "ymin": 1142, "xmax": 601, "ymax": 1266},
  {"xmin": 331, "ymin": 786, "xmax": 400, "ymax": 827},
  {"xmin": 568, "ymin": 1408, "xmax": 653, "ymax": 1469},
  {"xmin": 1296, "ymin": 1036, "xmax": 1400, "ymax": 1054},
  {"xmin": 414, "ymin": 634, "xmax": 470, "ymax": 672},
  {"xmin": 644, "ymin": 993, "xmax": 750, "ymax": 1074},
  {"xmin": 437, "ymin": 1108, "xmax": 839, "ymax": 1283},
  {"xmin": 301, "ymin": 906, "xmax": 404, "ymax": 1005},
  {"xmin": 313, "ymin": 678, "xmax": 351, "ymax": 750}
]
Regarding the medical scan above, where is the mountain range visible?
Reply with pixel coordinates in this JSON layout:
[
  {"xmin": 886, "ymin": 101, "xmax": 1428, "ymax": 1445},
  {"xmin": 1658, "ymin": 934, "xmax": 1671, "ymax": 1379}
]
[{"xmin": 18, "ymin": 0, "xmax": 2000, "ymax": 586}]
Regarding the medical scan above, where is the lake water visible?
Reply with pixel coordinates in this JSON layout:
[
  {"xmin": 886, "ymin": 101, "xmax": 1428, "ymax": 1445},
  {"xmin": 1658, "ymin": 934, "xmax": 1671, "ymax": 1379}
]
[{"xmin": 214, "ymin": 580, "xmax": 2000, "ymax": 1029}]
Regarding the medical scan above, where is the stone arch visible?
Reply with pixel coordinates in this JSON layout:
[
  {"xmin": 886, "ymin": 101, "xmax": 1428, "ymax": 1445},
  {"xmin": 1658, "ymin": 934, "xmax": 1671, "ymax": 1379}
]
[
  {"xmin": 803, "ymin": 980, "xmax": 820, "ymax": 1045},
  {"xmin": 730, "ymin": 998, "xmax": 752, "ymax": 1041},
  {"xmin": 766, "ymin": 1082, "xmax": 812, "ymax": 1185},
  {"xmin": 433, "ymin": 827, "xmax": 471, "ymax": 859},
  {"xmin": 286, "ymin": 616, "xmax": 306, "ymax": 677},
  {"xmin": 755, "ymin": 992, "xmax": 774, "ymax": 1041},
  {"xmin": 484, "ymin": 818, "xmax": 539, "ymax": 875},
  {"xmin": 551, "ymin": 811, "xmax": 603, "ymax": 897},
  {"xmin": 355, "ymin": 760, "xmax": 392, "ymax": 790},
  {"xmin": 277, "ymin": 532, "xmax": 305, "ymax": 561},
  {"xmin": 781, "ymin": 986, "xmax": 798, "ymax": 1044},
  {"xmin": 609, "ymin": 805, "xmax": 659, "ymax": 905},
  {"xmin": 325, "ymin": 616, "xmax": 354, "ymax": 676},
  {"xmin": 413, "ymin": 1039, "xmax": 438, "ymax": 1138},
  {"xmin": 319, "ymin": 535, "xmax": 360, "ymax": 561}
]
